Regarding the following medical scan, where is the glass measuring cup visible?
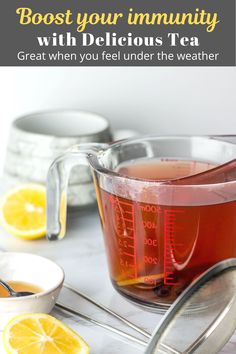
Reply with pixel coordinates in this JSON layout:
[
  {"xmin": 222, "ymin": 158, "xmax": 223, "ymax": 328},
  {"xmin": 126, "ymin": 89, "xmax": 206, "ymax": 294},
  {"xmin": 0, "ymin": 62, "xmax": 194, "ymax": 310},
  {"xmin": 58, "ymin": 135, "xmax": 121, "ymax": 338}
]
[{"xmin": 47, "ymin": 136, "xmax": 236, "ymax": 312}]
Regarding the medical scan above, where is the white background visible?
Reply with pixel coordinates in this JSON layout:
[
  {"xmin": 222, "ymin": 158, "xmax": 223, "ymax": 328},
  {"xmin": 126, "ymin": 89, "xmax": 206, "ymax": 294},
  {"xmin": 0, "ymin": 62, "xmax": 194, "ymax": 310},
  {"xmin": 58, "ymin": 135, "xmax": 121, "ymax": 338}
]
[{"xmin": 0, "ymin": 67, "xmax": 235, "ymax": 170}]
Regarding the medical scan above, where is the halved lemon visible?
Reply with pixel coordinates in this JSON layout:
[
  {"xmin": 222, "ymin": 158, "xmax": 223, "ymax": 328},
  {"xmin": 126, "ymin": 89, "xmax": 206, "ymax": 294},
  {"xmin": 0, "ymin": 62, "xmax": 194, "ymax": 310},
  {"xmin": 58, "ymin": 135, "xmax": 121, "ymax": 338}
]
[
  {"xmin": 3, "ymin": 313, "xmax": 90, "ymax": 354},
  {"xmin": 0, "ymin": 184, "xmax": 46, "ymax": 239}
]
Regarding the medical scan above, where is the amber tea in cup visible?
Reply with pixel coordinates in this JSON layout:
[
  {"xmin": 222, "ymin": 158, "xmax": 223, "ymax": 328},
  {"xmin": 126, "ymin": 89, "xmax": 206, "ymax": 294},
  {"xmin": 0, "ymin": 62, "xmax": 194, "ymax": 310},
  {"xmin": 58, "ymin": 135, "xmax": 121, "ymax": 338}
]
[
  {"xmin": 98, "ymin": 158, "xmax": 236, "ymax": 308},
  {"xmin": 47, "ymin": 136, "xmax": 236, "ymax": 311}
]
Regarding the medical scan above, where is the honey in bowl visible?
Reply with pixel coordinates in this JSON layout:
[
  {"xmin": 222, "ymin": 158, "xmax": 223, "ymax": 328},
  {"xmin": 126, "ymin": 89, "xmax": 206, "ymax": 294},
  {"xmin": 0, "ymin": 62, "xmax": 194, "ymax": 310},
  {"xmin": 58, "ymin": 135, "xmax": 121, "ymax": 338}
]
[{"xmin": 0, "ymin": 281, "xmax": 43, "ymax": 297}]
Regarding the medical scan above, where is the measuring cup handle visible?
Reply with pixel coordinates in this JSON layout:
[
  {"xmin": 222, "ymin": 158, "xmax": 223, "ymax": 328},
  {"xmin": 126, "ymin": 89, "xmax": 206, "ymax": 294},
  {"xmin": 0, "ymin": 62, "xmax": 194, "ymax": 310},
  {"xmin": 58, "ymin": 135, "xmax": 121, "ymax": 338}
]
[{"xmin": 46, "ymin": 143, "xmax": 108, "ymax": 241}]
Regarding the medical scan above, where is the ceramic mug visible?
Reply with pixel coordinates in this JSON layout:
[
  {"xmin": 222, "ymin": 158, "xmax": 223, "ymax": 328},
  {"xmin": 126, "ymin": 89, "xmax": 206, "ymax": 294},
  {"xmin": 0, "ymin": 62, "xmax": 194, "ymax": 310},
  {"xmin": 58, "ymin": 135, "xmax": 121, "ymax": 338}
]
[{"xmin": 4, "ymin": 110, "xmax": 112, "ymax": 207}]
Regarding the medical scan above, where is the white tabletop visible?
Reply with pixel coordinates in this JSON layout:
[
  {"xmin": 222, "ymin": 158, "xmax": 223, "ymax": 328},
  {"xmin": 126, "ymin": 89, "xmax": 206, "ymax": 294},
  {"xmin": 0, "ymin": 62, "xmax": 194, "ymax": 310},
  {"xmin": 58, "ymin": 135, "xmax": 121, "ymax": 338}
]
[{"xmin": 0, "ymin": 207, "xmax": 235, "ymax": 354}]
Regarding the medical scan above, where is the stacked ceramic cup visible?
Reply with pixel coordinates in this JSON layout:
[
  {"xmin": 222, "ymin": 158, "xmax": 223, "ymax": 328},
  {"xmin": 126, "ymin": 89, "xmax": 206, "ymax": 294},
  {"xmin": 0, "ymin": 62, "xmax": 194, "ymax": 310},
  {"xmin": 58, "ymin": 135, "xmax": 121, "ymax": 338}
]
[{"xmin": 4, "ymin": 111, "xmax": 112, "ymax": 208}]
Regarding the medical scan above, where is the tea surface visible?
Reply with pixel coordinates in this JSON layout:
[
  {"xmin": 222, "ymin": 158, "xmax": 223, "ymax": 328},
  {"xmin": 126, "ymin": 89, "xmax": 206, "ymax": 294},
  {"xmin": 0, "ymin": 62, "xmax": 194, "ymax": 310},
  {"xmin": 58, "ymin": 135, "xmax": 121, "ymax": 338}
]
[{"xmin": 118, "ymin": 158, "xmax": 216, "ymax": 181}]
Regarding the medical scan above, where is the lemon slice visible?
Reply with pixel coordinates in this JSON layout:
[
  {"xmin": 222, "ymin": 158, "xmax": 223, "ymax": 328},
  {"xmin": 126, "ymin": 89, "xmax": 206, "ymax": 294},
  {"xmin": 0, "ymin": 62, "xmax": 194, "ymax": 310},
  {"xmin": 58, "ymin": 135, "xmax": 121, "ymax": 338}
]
[
  {"xmin": 3, "ymin": 313, "xmax": 90, "ymax": 354},
  {"xmin": 0, "ymin": 184, "xmax": 46, "ymax": 239}
]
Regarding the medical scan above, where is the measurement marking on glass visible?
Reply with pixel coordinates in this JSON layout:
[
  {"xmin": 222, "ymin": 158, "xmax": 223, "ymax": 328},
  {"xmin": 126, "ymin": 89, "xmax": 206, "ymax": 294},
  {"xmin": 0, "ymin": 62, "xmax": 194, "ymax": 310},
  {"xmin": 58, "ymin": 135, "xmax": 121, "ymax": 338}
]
[
  {"xmin": 132, "ymin": 204, "xmax": 138, "ymax": 279},
  {"xmin": 122, "ymin": 218, "xmax": 134, "ymax": 223},
  {"xmin": 113, "ymin": 197, "xmax": 137, "ymax": 279},
  {"xmin": 125, "ymin": 235, "xmax": 136, "ymax": 240},
  {"xmin": 164, "ymin": 209, "xmax": 185, "ymax": 285},
  {"xmin": 123, "ymin": 252, "xmax": 135, "ymax": 258}
]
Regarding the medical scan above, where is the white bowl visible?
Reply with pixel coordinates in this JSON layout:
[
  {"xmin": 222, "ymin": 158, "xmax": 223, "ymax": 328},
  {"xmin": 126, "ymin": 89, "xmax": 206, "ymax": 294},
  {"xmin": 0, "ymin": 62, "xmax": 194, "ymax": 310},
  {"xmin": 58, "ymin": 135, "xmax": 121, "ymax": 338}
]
[
  {"xmin": 0, "ymin": 252, "xmax": 64, "ymax": 329},
  {"xmin": 4, "ymin": 110, "xmax": 112, "ymax": 207}
]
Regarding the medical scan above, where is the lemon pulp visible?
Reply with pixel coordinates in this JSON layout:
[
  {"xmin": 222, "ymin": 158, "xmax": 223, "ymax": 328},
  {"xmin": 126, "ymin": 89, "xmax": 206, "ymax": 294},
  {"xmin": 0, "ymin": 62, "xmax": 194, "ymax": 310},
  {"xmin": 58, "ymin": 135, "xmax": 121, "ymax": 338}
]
[
  {"xmin": 0, "ymin": 184, "xmax": 46, "ymax": 239},
  {"xmin": 3, "ymin": 313, "xmax": 90, "ymax": 354}
]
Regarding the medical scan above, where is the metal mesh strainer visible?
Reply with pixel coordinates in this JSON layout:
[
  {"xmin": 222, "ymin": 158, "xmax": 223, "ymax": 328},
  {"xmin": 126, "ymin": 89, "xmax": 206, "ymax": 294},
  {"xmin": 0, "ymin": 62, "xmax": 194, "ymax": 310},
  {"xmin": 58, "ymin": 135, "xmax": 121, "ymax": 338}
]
[{"xmin": 145, "ymin": 258, "xmax": 236, "ymax": 354}]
